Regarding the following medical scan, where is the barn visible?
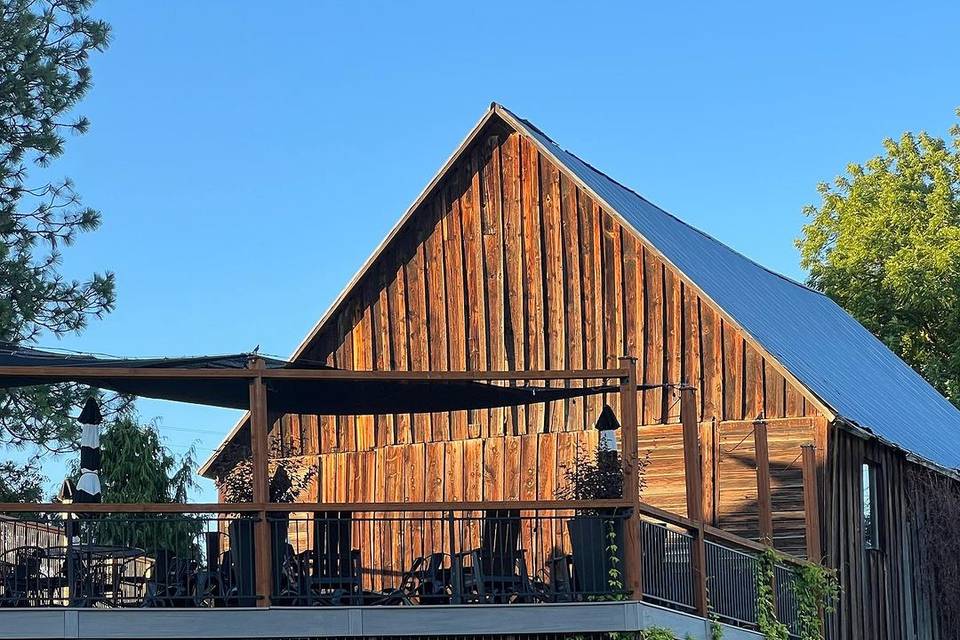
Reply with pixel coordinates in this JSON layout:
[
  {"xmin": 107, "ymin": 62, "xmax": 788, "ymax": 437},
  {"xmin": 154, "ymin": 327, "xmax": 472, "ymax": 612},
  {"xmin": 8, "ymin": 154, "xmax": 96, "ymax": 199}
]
[{"xmin": 201, "ymin": 103, "xmax": 960, "ymax": 639}]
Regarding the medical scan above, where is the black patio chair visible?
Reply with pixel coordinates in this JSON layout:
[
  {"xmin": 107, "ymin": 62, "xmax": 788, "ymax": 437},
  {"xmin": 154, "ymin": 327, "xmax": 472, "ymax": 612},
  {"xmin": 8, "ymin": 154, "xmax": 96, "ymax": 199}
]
[
  {"xmin": 0, "ymin": 547, "xmax": 44, "ymax": 607},
  {"xmin": 456, "ymin": 510, "xmax": 533, "ymax": 603},
  {"xmin": 142, "ymin": 550, "xmax": 196, "ymax": 607},
  {"xmin": 301, "ymin": 511, "xmax": 362, "ymax": 605},
  {"xmin": 376, "ymin": 552, "xmax": 453, "ymax": 605}
]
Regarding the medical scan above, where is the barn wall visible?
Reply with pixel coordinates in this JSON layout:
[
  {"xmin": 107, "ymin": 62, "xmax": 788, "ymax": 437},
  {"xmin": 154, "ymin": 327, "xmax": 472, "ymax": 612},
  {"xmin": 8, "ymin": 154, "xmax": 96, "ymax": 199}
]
[
  {"xmin": 257, "ymin": 117, "xmax": 824, "ymax": 559},
  {"xmin": 823, "ymin": 427, "xmax": 944, "ymax": 640}
]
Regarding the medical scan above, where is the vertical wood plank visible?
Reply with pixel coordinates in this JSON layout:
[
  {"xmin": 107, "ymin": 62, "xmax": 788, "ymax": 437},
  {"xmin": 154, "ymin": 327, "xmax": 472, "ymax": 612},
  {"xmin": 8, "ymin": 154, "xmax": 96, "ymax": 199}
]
[
  {"xmin": 521, "ymin": 138, "xmax": 545, "ymax": 434},
  {"xmin": 744, "ymin": 344, "xmax": 764, "ymax": 421},
  {"xmin": 482, "ymin": 133, "xmax": 507, "ymax": 436},
  {"xmin": 541, "ymin": 155, "xmax": 566, "ymax": 433},
  {"xmin": 500, "ymin": 131, "xmax": 526, "ymax": 436},
  {"xmin": 537, "ymin": 432, "xmax": 557, "ymax": 500},
  {"xmin": 764, "ymin": 361, "xmax": 786, "ymax": 419},
  {"xmin": 561, "ymin": 173, "xmax": 585, "ymax": 431},
  {"xmin": 462, "ymin": 147, "xmax": 488, "ymax": 421},
  {"xmin": 683, "ymin": 286, "xmax": 702, "ymax": 421},
  {"xmin": 464, "ymin": 439, "xmax": 484, "ymax": 501},
  {"xmin": 405, "ymin": 235, "xmax": 431, "ymax": 441},
  {"xmin": 503, "ymin": 436, "xmax": 521, "ymax": 501},
  {"xmin": 483, "ymin": 436, "xmax": 504, "ymax": 501},
  {"xmin": 389, "ymin": 261, "xmax": 412, "ymax": 444},
  {"xmin": 644, "ymin": 251, "xmax": 664, "ymax": 424},
  {"xmin": 664, "ymin": 268, "xmax": 682, "ymax": 422},
  {"xmin": 579, "ymin": 194, "xmax": 604, "ymax": 428},
  {"xmin": 699, "ymin": 302, "xmax": 721, "ymax": 421},
  {"xmin": 443, "ymin": 441, "xmax": 464, "ymax": 502},
  {"xmin": 425, "ymin": 197, "xmax": 450, "ymax": 441},
  {"xmin": 722, "ymin": 323, "xmax": 744, "ymax": 421},
  {"xmin": 354, "ymin": 289, "xmax": 375, "ymax": 450},
  {"xmin": 374, "ymin": 284, "xmax": 395, "ymax": 447},
  {"xmin": 442, "ymin": 175, "xmax": 469, "ymax": 440}
]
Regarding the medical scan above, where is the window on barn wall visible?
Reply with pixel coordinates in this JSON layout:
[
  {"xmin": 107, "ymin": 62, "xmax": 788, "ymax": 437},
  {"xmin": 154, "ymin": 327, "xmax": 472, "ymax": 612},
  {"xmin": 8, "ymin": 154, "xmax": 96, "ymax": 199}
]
[{"xmin": 862, "ymin": 462, "xmax": 881, "ymax": 550}]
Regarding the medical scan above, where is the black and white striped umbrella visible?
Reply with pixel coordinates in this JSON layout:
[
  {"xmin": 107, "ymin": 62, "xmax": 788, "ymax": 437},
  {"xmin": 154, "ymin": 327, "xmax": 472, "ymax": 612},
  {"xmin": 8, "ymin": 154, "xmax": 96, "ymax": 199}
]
[{"xmin": 75, "ymin": 398, "xmax": 103, "ymax": 504}]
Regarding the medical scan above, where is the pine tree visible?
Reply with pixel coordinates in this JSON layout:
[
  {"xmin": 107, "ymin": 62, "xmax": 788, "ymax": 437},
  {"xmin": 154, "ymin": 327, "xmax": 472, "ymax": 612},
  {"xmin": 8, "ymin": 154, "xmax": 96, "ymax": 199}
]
[{"xmin": 0, "ymin": 0, "xmax": 116, "ymax": 498}]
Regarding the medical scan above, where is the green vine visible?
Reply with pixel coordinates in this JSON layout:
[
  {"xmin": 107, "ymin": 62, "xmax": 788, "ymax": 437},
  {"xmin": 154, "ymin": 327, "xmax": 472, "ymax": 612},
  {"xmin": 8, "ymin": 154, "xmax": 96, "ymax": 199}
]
[
  {"xmin": 709, "ymin": 615, "xmax": 724, "ymax": 640},
  {"xmin": 794, "ymin": 562, "xmax": 839, "ymax": 640},
  {"xmin": 756, "ymin": 549, "xmax": 789, "ymax": 640},
  {"xmin": 639, "ymin": 627, "xmax": 677, "ymax": 639}
]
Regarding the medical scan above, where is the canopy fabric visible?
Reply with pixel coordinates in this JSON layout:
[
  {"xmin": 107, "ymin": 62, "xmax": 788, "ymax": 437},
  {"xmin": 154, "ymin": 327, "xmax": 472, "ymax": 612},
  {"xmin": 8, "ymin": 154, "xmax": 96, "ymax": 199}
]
[{"xmin": 0, "ymin": 344, "xmax": 642, "ymax": 416}]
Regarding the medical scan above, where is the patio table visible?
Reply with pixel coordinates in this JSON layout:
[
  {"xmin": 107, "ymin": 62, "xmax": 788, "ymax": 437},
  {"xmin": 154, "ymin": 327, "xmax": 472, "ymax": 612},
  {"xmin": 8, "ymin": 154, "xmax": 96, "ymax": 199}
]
[{"xmin": 45, "ymin": 544, "xmax": 146, "ymax": 607}]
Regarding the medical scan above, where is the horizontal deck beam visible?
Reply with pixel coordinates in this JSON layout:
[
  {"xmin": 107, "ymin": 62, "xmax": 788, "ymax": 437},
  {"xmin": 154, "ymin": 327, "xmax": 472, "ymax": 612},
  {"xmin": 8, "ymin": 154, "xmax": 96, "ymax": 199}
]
[
  {"xmin": 0, "ymin": 366, "xmax": 628, "ymax": 382},
  {"xmin": 0, "ymin": 602, "xmax": 762, "ymax": 640}
]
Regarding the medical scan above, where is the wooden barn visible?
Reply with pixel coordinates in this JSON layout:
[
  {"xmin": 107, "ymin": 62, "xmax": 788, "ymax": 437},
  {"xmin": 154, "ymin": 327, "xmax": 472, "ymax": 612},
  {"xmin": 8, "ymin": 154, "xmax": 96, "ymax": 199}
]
[{"xmin": 200, "ymin": 103, "xmax": 960, "ymax": 640}]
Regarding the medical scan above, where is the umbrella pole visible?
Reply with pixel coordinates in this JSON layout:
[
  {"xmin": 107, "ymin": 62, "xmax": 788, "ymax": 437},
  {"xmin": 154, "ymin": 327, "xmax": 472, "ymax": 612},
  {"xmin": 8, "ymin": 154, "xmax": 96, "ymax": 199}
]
[{"xmin": 74, "ymin": 398, "xmax": 104, "ymax": 606}]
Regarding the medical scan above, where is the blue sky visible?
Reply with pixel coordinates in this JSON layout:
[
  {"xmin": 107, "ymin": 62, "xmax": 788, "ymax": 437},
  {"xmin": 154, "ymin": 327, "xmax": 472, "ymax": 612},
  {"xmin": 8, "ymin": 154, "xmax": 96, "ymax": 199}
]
[{"xmin": 24, "ymin": 0, "xmax": 960, "ymax": 501}]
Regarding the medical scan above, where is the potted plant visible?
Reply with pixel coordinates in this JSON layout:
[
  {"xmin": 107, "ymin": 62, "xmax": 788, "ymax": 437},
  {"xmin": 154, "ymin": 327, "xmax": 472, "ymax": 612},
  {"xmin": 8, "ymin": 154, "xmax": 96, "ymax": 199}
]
[
  {"xmin": 558, "ymin": 422, "xmax": 648, "ymax": 597},
  {"xmin": 215, "ymin": 441, "xmax": 316, "ymax": 604}
]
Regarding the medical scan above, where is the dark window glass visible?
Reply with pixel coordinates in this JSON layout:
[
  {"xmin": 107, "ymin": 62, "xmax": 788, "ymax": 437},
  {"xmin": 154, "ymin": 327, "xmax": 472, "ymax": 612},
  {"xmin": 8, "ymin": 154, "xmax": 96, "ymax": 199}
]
[{"xmin": 862, "ymin": 462, "xmax": 880, "ymax": 550}]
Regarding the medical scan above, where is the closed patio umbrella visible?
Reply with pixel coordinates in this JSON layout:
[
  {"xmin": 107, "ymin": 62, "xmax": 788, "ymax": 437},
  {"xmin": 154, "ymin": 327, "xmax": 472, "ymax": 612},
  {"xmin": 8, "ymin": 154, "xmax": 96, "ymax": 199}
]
[{"xmin": 75, "ymin": 398, "xmax": 103, "ymax": 504}]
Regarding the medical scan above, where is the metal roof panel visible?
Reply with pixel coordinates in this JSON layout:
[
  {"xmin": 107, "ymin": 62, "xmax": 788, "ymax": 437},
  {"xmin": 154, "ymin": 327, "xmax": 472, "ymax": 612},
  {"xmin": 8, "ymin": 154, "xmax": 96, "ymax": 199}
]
[{"xmin": 504, "ymin": 106, "xmax": 960, "ymax": 471}]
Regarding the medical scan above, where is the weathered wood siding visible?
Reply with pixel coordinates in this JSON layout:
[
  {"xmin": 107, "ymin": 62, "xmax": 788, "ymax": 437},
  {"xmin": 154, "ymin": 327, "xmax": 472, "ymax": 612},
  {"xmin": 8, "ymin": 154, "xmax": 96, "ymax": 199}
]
[
  {"xmin": 823, "ymin": 428, "xmax": 943, "ymax": 640},
  {"xmin": 262, "ymin": 116, "xmax": 823, "ymax": 560}
]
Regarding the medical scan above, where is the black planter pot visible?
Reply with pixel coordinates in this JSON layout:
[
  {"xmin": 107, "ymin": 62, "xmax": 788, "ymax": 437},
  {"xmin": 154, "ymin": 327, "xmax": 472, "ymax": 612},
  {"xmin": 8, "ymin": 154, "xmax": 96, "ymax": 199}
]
[
  {"xmin": 228, "ymin": 518, "xmax": 258, "ymax": 607},
  {"xmin": 566, "ymin": 515, "xmax": 625, "ymax": 597}
]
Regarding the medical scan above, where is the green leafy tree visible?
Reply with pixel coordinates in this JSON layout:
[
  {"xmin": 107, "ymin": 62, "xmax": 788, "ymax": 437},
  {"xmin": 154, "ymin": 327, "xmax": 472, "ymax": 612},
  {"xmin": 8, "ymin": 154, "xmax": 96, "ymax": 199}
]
[
  {"xmin": 78, "ymin": 416, "xmax": 200, "ymax": 553},
  {"xmin": 0, "ymin": 0, "xmax": 115, "ymax": 497},
  {"xmin": 798, "ymin": 111, "xmax": 960, "ymax": 405},
  {"xmin": 97, "ymin": 416, "xmax": 197, "ymax": 505}
]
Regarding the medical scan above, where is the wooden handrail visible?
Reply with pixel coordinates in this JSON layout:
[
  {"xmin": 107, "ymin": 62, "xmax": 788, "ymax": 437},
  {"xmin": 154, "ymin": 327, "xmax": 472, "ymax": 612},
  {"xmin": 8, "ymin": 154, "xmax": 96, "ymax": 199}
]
[
  {"xmin": 0, "ymin": 497, "xmax": 815, "ymax": 568},
  {"xmin": 0, "ymin": 498, "xmax": 633, "ymax": 514}
]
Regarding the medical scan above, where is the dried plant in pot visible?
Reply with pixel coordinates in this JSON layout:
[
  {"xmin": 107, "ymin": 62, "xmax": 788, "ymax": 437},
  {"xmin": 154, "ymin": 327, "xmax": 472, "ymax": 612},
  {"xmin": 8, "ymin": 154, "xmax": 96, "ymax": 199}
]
[
  {"xmin": 215, "ymin": 442, "xmax": 317, "ymax": 604},
  {"xmin": 558, "ymin": 412, "xmax": 648, "ymax": 598}
]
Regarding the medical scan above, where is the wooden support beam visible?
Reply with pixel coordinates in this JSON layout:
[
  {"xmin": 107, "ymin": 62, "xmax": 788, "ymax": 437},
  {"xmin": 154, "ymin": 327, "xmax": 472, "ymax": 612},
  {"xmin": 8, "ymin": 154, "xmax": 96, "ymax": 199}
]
[
  {"xmin": 754, "ymin": 420, "xmax": 774, "ymax": 545},
  {"xmin": 619, "ymin": 357, "xmax": 642, "ymax": 600},
  {"xmin": 248, "ymin": 359, "xmax": 272, "ymax": 607},
  {"xmin": 681, "ymin": 387, "xmax": 708, "ymax": 616},
  {"xmin": 0, "ymin": 365, "xmax": 629, "ymax": 382},
  {"xmin": 802, "ymin": 444, "xmax": 822, "ymax": 562}
]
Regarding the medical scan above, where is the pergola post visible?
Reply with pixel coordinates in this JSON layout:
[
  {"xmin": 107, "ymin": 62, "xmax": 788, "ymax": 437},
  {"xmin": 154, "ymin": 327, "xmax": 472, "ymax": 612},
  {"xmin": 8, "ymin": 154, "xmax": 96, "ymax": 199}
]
[
  {"xmin": 801, "ymin": 444, "xmax": 822, "ymax": 562},
  {"xmin": 680, "ymin": 387, "xmax": 708, "ymax": 617},
  {"xmin": 248, "ymin": 358, "xmax": 272, "ymax": 607},
  {"xmin": 754, "ymin": 420, "xmax": 774, "ymax": 545},
  {"xmin": 618, "ymin": 357, "xmax": 642, "ymax": 599}
]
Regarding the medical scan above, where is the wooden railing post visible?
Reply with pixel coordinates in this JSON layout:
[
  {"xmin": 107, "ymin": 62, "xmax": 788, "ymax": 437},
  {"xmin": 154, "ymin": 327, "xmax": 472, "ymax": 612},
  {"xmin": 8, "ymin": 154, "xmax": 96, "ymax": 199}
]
[
  {"xmin": 248, "ymin": 358, "xmax": 272, "ymax": 607},
  {"xmin": 754, "ymin": 420, "xmax": 774, "ymax": 545},
  {"xmin": 681, "ymin": 386, "xmax": 709, "ymax": 617},
  {"xmin": 618, "ymin": 357, "xmax": 642, "ymax": 600},
  {"xmin": 801, "ymin": 444, "xmax": 822, "ymax": 562}
]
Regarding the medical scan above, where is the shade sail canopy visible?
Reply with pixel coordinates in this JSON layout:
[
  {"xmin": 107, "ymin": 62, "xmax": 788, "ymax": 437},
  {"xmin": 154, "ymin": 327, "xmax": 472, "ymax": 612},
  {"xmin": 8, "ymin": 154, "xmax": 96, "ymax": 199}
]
[{"xmin": 0, "ymin": 344, "xmax": 643, "ymax": 415}]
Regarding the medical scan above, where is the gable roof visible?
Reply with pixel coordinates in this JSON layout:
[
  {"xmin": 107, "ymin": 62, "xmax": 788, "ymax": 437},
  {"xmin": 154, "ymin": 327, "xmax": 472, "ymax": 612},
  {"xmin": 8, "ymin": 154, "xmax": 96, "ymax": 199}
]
[
  {"xmin": 201, "ymin": 103, "xmax": 960, "ymax": 476},
  {"xmin": 495, "ymin": 105, "xmax": 960, "ymax": 472}
]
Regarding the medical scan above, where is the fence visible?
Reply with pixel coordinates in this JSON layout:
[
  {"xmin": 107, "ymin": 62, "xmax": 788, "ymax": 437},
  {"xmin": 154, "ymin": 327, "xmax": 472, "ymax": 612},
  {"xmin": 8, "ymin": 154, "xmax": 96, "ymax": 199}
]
[{"xmin": 0, "ymin": 501, "xmax": 813, "ymax": 637}]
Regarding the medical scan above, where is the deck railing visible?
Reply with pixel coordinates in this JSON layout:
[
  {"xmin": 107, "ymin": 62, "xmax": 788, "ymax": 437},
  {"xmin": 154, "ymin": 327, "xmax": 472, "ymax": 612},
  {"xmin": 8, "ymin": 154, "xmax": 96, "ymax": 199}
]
[{"xmin": 0, "ymin": 500, "xmax": 813, "ymax": 637}]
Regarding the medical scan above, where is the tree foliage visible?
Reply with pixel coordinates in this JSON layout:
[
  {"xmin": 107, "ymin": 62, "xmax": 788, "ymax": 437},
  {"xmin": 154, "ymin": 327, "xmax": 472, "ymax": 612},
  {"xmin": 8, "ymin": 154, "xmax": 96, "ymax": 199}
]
[
  {"xmin": 797, "ymin": 111, "xmax": 960, "ymax": 405},
  {"xmin": 0, "ymin": 0, "xmax": 115, "ymax": 495},
  {"xmin": 215, "ymin": 441, "xmax": 317, "ymax": 504},
  {"xmin": 0, "ymin": 459, "xmax": 44, "ymax": 502},
  {"xmin": 78, "ymin": 416, "xmax": 199, "ymax": 553},
  {"xmin": 97, "ymin": 416, "xmax": 197, "ymax": 504}
]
